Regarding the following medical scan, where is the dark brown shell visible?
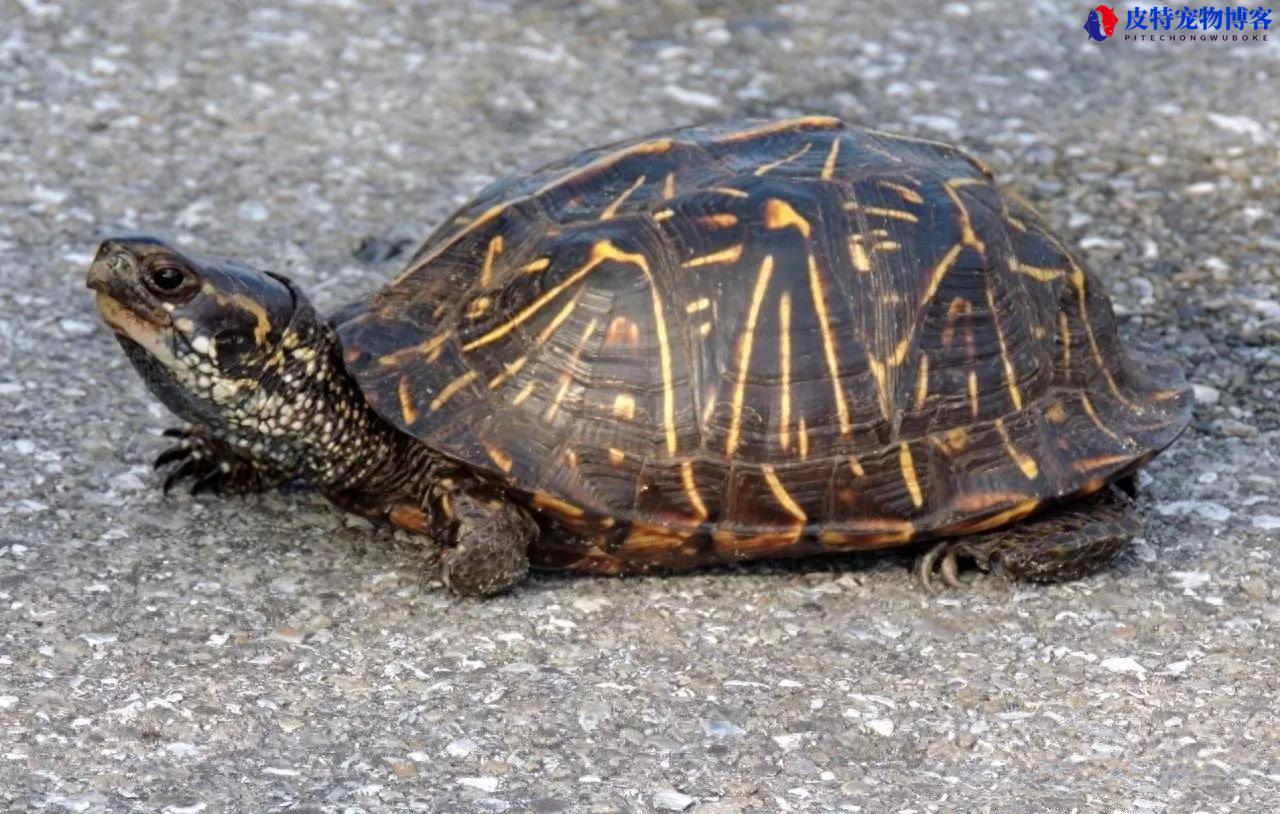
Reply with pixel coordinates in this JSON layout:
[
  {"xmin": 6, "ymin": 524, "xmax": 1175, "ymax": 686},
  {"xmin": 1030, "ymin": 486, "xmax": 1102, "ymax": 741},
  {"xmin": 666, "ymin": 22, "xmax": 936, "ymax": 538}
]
[{"xmin": 337, "ymin": 117, "xmax": 1191, "ymax": 573}]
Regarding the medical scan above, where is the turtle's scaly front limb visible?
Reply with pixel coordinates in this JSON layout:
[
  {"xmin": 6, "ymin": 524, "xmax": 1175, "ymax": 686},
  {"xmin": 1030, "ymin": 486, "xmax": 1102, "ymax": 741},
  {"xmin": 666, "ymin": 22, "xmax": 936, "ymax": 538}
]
[
  {"xmin": 382, "ymin": 483, "xmax": 538, "ymax": 596},
  {"xmin": 154, "ymin": 427, "xmax": 289, "ymax": 495},
  {"xmin": 436, "ymin": 487, "xmax": 537, "ymax": 596}
]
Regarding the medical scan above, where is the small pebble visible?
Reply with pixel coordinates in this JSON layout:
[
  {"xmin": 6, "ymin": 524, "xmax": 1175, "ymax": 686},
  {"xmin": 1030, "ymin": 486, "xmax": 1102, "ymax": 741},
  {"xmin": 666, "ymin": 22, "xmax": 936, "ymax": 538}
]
[
  {"xmin": 653, "ymin": 788, "xmax": 697, "ymax": 812},
  {"xmin": 866, "ymin": 718, "xmax": 895, "ymax": 737},
  {"xmin": 1192, "ymin": 384, "xmax": 1220, "ymax": 406},
  {"xmin": 445, "ymin": 738, "xmax": 476, "ymax": 758},
  {"xmin": 457, "ymin": 776, "xmax": 499, "ymax": 793},
  {"xmin": 1100, "ymin": 656, "xmax": 1146, "ymax": 676},
  {"xmin": 59, "ymin": 318, "xmax": 96, "ymax": 336}
]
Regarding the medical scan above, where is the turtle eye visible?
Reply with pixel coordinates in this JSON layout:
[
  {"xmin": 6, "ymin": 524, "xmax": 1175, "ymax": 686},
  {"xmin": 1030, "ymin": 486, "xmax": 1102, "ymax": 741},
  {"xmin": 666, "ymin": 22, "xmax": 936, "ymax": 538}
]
[{"xmin": 143, "ymin": 264, "xmax": 198, "ymax": 300}]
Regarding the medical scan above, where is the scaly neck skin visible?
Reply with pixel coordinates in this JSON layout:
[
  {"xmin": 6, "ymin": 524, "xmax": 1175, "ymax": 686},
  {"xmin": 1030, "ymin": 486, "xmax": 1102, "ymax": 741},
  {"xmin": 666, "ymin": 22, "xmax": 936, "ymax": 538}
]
[{"xmin": 217, "ymin": 313, "xmax": 450, "ymax": 511}]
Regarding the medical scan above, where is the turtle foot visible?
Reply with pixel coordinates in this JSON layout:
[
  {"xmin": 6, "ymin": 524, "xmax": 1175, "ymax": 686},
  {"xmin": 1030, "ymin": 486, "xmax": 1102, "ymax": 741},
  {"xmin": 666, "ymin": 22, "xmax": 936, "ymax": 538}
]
[
  {"xmin": 438, "ymin": 487, "xmax": 537, "ymax": 597},
  {"xmin": 913, "ymin": 487, "xmax": 1139, "ymax": 591},
  {"xmin": 154, "ymin": 427, "xmax": 286, "ymax": 496}
]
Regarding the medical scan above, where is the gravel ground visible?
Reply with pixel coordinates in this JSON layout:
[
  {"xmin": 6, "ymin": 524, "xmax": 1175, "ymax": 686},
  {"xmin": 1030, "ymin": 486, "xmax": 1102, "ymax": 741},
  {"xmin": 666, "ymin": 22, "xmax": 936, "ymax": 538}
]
[{"xmin": 2, "ymin": 1, "xmax": 1278, "ymax": 811}]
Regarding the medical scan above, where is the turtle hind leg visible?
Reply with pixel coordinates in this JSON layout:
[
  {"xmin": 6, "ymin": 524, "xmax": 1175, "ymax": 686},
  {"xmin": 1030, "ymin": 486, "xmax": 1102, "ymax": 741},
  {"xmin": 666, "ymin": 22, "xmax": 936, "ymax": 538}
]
[{"xmin": 915, "ymin": 487, "xmax": 1139, "ymax": 591}]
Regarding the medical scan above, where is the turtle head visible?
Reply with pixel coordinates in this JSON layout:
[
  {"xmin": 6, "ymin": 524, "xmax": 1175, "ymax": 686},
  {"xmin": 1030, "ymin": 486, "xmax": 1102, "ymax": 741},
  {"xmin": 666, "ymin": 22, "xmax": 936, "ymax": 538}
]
[
  {"xmin": 88, "ymin": 234, "xmax": 400, "ymax": 488},
  {"xmin": 86, "ymin": 235, "xmax": 317, "ymax": 431}
]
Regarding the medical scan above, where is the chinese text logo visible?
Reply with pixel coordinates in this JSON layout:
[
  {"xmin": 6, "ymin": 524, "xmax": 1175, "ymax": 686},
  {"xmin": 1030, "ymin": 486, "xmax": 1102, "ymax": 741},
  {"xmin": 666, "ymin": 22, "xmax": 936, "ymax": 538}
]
[{"xmin": 1089, "ymin": 5, "xmax": 1274, "ymax": 41}]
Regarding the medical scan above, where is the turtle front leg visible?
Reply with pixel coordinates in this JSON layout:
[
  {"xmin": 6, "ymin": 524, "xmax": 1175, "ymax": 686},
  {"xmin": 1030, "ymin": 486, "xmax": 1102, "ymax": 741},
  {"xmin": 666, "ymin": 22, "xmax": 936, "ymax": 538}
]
[
  {"xmin": 436, "ymin": 487, "xmax": 538, "ymax": 596},
  {"xmin": 383, "ymin": 485, "xmax": 539, "ymax": 596},
  {"xmin": 154, "ymin": 427, "xmax": 289, "ymax": 495},
  {"xmin": 915, "ymin": 486, "xmax": 1139, "ymax": 590}
]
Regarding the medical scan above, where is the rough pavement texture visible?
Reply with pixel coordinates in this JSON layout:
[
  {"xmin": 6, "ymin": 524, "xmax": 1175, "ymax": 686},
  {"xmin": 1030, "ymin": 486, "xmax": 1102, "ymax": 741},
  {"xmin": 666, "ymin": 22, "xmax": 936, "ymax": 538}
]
[{"xmin": 2, "ymin": 1, "xmax": 1278, "ymax": 811}]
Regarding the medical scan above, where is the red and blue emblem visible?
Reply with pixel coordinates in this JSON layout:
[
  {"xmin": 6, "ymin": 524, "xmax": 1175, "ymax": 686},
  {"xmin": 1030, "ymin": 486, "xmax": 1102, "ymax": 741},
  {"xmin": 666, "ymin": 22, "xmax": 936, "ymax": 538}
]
[{"xmin": 1084, "ymin": 4, "xmax": 1120, "ymax": 39}]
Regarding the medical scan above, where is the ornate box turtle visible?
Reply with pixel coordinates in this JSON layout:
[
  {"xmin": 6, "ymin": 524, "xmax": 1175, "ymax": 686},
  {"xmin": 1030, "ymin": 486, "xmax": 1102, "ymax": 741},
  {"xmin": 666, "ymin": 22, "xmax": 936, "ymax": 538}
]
[{"xmin": 87, "ymin": 117, "xmax": 1191, "ymax": 595}]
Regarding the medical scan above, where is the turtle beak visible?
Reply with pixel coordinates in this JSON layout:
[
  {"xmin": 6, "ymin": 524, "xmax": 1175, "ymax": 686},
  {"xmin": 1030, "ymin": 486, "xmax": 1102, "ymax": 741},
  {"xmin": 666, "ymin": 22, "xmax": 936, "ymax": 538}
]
[
  {"xmin": 86, "ymin": 234, "xmax": 171, "ymax": 294},
  {"xmin": 86, "ymin": 238, "xmax": 174, "ymax": 342},
  {"xmin": 86, "ymin": 239, "xmax": 137, "ymax": 298},
  {"xmin": 85, "ymin": 257, "xmax": 111, "ymax": 295}
]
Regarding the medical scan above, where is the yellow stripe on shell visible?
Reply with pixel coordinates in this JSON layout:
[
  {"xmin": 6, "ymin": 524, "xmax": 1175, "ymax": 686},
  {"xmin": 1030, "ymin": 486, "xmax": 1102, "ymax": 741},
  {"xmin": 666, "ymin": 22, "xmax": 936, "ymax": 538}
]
[
  {"xmin": 711, "ymin": 115, "xmax": 843, "ymax": 144},
  {"xmin": 763, "ymin": 198, "xmax": 812, "ymax": 237},
  {"xmin": 613, "ymin": 393, "xmax": 636, "ymax": 421},
  {"xmin": 876, "ymin": 179, "xmax": 924, "ymax": 204},
  {"xmin": 754, "ymin": 142, "xmax": 812, "ymax": 176},
  {"xmin": 377, "ymin": 330, "xmax": 452, "ymax": 367},
  {"xmin": 899, "ymin": 443, "xmax": 924, "ymax": 508},
  {"xmin": 544, "ymin": 318, "xmax": 598, "ymax": 421},
  {"xmin": 778, "ymin": 291, "xmax": 792, "ymax": 451},
  {"xmin": 486, "ymin": 291, "xmax": 581, "ymax": 389},
  {"xmin": 985, "ymin": 282, "xmax": 1024, "ymax": 411},
  {"xmin": 921, "ymin": 243, "xmax": 963, "ymax": 306},
  {"xmin": 942, "ymin": 177, "xmax": 987, "ymax": 253},
  {"xmin": 866, "ymin": 354, "xmax": 892, "ymax": 422},
  {"xmin": 1081, "ymin": 393, "xmax": 1125, "ymax": 445},
  {"xmin": 512, "ymin": 380, "xmax": 536, "ymax": 405},
  {"xmin": 1069, "ymin": 264, "xmax": 1136, "ymax": 410},
  {"xmin": 1074, "ymin": 453, "xmax": 1136, "ymax": 474},
  {"xmin": 994, "ymin": 417, "xmax": 1039, "ymax": 480},
  {"xmin": 397, "ymin": 375, "xmax": 419, "ymax": 425},
  {"xmin": 821, "ymin": 137, "xmax": 840, "ymax": 180},
  {"xmin": 1012, "ymin": 259, "xmax": 1064, "ymax": 282},
  {"xmin": 694, "ymin": 213, "xmax": 738, "ymax": 228},
  {"xmin": 807, "ymin": 253, "xmax": 852, "ymax": 436},
  {"xmin": 681, "ymin": 461, "xmax": 709, "ymax": 520},
  {"xmin": 1059, "ymin": 310, "xmax": 1072, "ymax": 370},
  {"xmin": 848, "ymin": 238, "xmax": 871, "ymax": 273},
  {"xmin": 661, "ymin": 172, "xmax": 676, "ymax": 200},
  {"xmin": 844, "ymin": 202, "xmax": 919, "ymax": 223},
  {"xmin": 484, "ymin": 443, "xmax": 514, "ymax": 473},
  {"xmin": 430, "ymin": 370, "xmax": 478, "ymax": 411},
  {"xmin": 478, "ymin": 235, "xmax": 504, "ymax": 288},
  {"xmin": 953, "ymin": 497, "xmax": 1040, "ymax": 533},
  {"xmin": 913, "ymin": 353, "xmax": 929, "ymax": 410},
  {"xmin": 762, "ymin": 465, "xmax": 807, "ymax": 523},
  {"xmin": 531, "ymin": 491, "xmax": 586, "ymax": 518},
  {"xmin": 682, "ymin": 245, "xmax": 743, "ymax": 268},
  {"xmin": 726, "ymin": 254, "xmax": 775, "ymax": 456},
  {"xmin": 534, "ymin": 140, "xmax": 672, "ymax": 196},
  {"xmin": 599, "ymin": 174, "xmax": 646, "ymax": 220}
]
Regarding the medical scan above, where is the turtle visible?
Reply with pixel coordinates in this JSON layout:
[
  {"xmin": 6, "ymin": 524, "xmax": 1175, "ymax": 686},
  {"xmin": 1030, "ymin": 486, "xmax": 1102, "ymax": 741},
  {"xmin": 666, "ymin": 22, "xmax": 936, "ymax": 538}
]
[{"xmin": 86, "ymin": 116, "xmax": 1192, "ymax": 596}]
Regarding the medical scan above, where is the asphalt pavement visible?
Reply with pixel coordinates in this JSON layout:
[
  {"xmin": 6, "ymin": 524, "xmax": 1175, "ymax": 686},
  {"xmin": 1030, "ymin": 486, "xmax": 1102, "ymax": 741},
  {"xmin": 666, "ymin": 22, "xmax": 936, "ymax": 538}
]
[{"xmin": 1, "ymin": 1, "xmax": 1278, "ymax": 811}]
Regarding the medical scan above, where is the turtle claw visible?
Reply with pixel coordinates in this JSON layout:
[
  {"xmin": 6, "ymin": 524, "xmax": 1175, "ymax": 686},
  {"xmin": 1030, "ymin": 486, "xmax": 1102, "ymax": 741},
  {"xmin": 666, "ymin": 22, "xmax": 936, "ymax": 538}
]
[
  {"xmin": 162, "ymin": 459, "xmax": 200, "ymax": 494},
  {"xmin": 190, "ymin": 468, "xmax": 226, "ymax": 496},
  {"xmin": 914, "ymin": 540, "xmax": 972, "ymax": 592},
  {"xmin": 153, "ymin": 427, "xmax": 283, "ymax": 496},
  {"xmin": 154, "ymin": 446, "xmax": 191, "ymax": 469}
]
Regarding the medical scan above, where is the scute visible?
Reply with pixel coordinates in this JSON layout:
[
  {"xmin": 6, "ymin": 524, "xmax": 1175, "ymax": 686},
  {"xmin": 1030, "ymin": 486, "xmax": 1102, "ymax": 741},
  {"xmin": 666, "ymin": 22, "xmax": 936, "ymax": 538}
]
[{"xmin": 336, "ymin": 117, "xmax": 1191, "ymax": 571}]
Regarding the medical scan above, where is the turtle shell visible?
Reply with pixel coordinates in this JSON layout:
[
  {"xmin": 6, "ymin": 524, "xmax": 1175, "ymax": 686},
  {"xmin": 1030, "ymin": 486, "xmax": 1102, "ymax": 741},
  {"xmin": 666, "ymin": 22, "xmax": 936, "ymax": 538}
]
[{"xmin": 337, "ymin": 117, "xmax": 1191, "ymax": 573}]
